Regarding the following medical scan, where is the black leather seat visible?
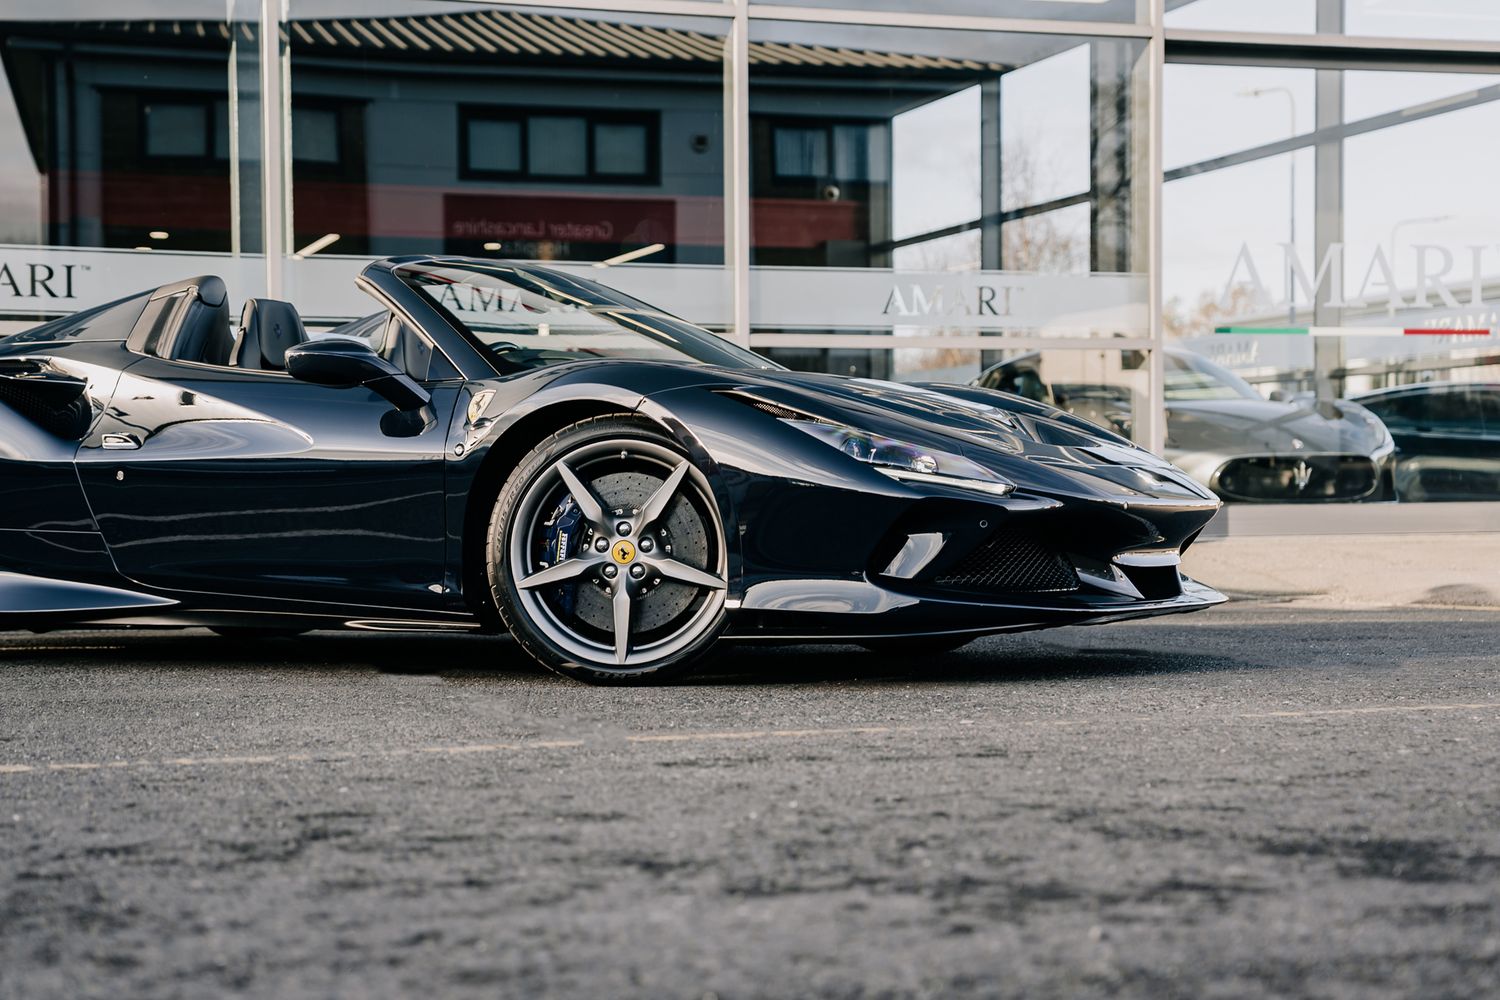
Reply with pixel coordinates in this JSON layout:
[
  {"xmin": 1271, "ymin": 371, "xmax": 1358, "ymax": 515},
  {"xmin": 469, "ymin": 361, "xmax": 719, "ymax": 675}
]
[
  {"xmin": 165, "ymin": 276, "xmax": 235, "ymax": 366},
  {"xmin": 234, "ymin": 298, "xmax": 308, "ymax": 371}
]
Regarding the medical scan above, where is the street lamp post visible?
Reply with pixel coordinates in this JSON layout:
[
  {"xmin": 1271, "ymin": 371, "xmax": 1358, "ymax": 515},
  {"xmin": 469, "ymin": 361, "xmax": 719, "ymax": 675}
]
[
  {"xmin": 1239, "ymin": 87, "xmax": 1298, "ymax": 326},
  {"xmin": 1388, "ymin": 215, "xmax": 1454, "ymax": 292}
]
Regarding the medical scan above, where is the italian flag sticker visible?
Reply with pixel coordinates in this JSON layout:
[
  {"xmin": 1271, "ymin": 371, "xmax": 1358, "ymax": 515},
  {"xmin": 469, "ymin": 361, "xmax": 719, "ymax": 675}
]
[{"xmin": 1214, "ymin": 326, "xmax": 1493, "ymax": 337}]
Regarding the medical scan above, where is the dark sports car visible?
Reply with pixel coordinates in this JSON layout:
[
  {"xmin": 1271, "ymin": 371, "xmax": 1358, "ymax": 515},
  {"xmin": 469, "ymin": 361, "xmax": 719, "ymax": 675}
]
[
  {"xmin": 0, "ymin": 257, "xmax": 1224, "ymax": 681},
  {"xmin": 1351, "ymin": 382, "xmax": 1500, "ymax": 501}
]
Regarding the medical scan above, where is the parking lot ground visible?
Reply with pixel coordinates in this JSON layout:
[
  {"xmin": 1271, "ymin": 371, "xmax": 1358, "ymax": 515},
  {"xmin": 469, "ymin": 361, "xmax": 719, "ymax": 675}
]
[{"xmin": 2, "ymin": 601, "xmax": 1499, "ymax": 999}]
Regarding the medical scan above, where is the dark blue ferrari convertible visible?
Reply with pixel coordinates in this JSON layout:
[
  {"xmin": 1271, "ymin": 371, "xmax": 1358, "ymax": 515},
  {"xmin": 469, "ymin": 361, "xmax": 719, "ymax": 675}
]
[{"xmin": 0, "ymin": 257, "xmax": 1223, "ymax": 681}]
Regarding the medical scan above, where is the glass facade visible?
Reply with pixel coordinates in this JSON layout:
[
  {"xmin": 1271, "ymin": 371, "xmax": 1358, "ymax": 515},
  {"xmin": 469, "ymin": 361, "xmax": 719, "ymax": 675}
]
[
  {"xmin": 1, "ymin": 1, "xmax": 1496, "ymax": 510},
  {"xmin": 1165, "ymin": 0, "xmax": 1500, "ymax": 41},
  {"xmin": 0, "ymin": 2, "xmax": 267, "ymax": 318},
  {"xmin": 786, "ymin": 0, "xmax": 1150, "ymax": 23},
  {"xmin": 280, "ymin": 4, "xmax": 729, "ymax": 324}
]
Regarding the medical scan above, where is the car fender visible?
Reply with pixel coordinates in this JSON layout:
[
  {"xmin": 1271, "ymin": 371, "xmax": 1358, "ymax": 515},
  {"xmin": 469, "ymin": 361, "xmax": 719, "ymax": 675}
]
[{"xmin": 442, "ymin": 365, "xmax": 740, "ymax": 610}]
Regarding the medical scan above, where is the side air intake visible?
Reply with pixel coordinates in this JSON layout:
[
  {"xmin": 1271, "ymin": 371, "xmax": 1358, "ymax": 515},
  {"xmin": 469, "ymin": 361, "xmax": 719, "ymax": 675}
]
[{"xmin": 0, "ymin": 360, "xmax": 92, "ymax": 439}]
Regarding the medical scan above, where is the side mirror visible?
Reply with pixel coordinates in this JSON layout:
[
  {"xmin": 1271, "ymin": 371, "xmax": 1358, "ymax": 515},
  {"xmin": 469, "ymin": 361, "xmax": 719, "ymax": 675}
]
[
  {"xmin": 285, "ymin": 338, "xmax": 431, "ymax": 412},
  {"xmin": 1267, "ymin": 389, "xmax": 1291, "ymax": 402}
]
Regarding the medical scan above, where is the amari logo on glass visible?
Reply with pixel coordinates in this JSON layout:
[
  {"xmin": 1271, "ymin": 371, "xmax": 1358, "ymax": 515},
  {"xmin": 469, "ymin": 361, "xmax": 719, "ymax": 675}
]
[{"xmin": 0, "ymin": 262, "xmax": 79, "ymax": 301}]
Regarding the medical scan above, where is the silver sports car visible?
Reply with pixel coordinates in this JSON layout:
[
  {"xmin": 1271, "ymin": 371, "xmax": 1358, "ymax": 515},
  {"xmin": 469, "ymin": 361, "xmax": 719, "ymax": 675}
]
[{"xmin": 974, "ymin": 348, "xmax": 1395, "ymax": 502}]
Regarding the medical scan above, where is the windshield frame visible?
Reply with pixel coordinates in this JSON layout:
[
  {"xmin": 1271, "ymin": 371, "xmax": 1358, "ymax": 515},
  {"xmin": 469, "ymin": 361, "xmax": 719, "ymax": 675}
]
[
  {"xmin": 392, "ymin": 259, "xmax": 777, "ymax": 377},
  {"xmin": 1164, "ymin": 349, "xmax": 1261, "ymax": 402}
]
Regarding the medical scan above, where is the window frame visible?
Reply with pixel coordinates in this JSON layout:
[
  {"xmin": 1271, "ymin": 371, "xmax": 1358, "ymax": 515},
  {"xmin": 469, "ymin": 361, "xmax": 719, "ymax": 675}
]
[
  {"xmin": 761, "ymin": 115, "xmax": 888, "ymax": 185},
  {"xmin": 770, "ymin": 123, "xmax": 831, "ymax": 181},
  {"xmin": 137, "ymin": 92, "xmax": 223, "ymax": 165},
  {"xmin": 289, "ymin": 102, "xmax": 346, "ymax": 169},
  {"xmin": 458, "ymin": 105, "xmax": 660, "ymax": 185}
]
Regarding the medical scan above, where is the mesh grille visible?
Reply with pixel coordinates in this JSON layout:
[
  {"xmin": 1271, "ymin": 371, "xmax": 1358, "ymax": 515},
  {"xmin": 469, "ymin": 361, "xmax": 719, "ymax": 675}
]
[
  {"xmin": 1216, "ymin": 455, "xmax": 1378, "ymax": 502},
  {"xmin": 932, "ymin": 527, "xmax": 1079, "ymax": 594},
  {"xmin": 714, "ymin": 390, "xmax": 822, "ymax": 423},
  {"xmin": 0, "ymin": 380, "xmax": 92, "ymax": 439}
]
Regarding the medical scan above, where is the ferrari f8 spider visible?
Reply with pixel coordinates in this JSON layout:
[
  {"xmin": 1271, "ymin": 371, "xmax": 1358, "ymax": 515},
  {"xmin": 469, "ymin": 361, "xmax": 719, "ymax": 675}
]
[{"xmin": 0, "ymin": 257, "xmax": 1224, "ymax": 681}]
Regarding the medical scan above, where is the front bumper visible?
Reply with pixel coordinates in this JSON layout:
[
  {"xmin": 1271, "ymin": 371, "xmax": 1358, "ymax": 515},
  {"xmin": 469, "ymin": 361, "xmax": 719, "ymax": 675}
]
[
  {"xmin": 725, "ymin": 574, "xmax": 1226, "ymax": 640},
  {"xmin": 723, "ymin": 475, "xmax": 1224, "ymax": 640}
]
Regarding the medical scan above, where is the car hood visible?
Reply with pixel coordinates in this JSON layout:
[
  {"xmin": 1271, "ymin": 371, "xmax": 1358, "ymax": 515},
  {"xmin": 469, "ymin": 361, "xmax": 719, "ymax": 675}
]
[
  {"xmin": 1167, "ymin": 398, "xmax": 1386, "ymax": 456},
  {"xmin": 658, "ymin": 366, "xmax": 1217, "ymax": 503},
  {"xmin": 716, "ymin": 368, "xmax": 1123, "ymax": 451}
]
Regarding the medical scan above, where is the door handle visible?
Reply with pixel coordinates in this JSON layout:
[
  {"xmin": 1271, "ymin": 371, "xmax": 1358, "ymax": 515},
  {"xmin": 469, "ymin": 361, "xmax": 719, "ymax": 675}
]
[{"xmin": 101, "ymin": 433, "xmax": 142, "ymax": 451}]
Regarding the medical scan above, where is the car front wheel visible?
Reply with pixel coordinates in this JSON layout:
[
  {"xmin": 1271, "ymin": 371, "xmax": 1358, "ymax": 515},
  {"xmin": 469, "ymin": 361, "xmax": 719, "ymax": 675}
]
[{"xmin": 487, "ymin": 416, "xmax": 729, "ymax": 683}]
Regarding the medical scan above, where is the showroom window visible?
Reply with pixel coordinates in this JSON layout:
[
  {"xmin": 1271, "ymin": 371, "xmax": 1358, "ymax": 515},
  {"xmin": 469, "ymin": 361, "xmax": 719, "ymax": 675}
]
[
  {"xmin": 2, "ymin": 0, "xmax": 1498, "ymax": 514},
  {"xmin": 1165, "ymin": 0, "xmax": 1500, "ymax": 41},
  {"xmin": 747, "ymin": 23, "xmax": 1147, "ymax": 282},
  {"xmin": 283, "ymin": 2, "xmax": 727, "ymax": 322},
  {"xmin": 1163, "ymin": 49, "xmax": 1500, "ymax": 501},
  {"xmin": 0, "ymin": 1, "xmax": 265, "ymax": 332},
  {"xmin": 778, "ymin": 0, "xmax": 1149, "ymax": 24},
  {"xmin": 747, "ymin": 19, "xmax": 1150, "ymax": 417},
  {"xmin": 1164, "ymin": 60, "xmax": 1500, "ymax": 380}
]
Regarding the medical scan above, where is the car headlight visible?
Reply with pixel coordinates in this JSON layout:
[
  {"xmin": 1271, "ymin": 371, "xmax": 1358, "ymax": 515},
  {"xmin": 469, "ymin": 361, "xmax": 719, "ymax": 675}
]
[
  {"xmin": 1339, "ymin": 402, "xmax": 1395, "ymax": 456},
  {"xmin": 782, "ymin": 419, "xmax": 1014, "ymax": 496}
]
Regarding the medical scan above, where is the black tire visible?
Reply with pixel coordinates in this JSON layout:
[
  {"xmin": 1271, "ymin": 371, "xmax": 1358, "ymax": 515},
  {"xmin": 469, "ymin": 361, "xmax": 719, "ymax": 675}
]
[
  {"xmin": 858, "ymin": 636, "xmax": 975, "ymax": 656},
  {"xmin": 207, "ymin": 627, "xmax": 309, "ymax": 640},
  {"xmin": 487, "ymin": 416, "xmax": 729, "ymax": 684}
]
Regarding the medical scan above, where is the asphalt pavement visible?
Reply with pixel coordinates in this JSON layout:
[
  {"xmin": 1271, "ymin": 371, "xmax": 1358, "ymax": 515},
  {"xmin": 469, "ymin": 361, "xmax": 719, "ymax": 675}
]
[{"xmin": 2, "ymin": 601, "xmax": 1499, "ymax": 999}]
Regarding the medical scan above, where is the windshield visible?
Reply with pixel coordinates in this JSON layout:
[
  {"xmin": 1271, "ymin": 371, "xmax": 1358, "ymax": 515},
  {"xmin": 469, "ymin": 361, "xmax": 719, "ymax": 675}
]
[
  {"xmin": 1165, "ymin": 350, "xmax": 1259, "ymax": 402},
  {"xmin": 395, "ymin": 260, "xmax": 776, "ymax": 376}
]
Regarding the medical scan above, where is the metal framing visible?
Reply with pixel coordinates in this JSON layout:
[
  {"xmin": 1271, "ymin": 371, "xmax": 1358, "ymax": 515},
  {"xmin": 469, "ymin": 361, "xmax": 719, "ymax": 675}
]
[
  {"xmin": 261, "ymin": 0, "xmax": 288, "ymax": 298},
  {"xmin": 1144, "ymin": 9, "xmax": 1166, "ymax": 454},
  {"xmin": 251, "ymin": 0, "xmax": 1500, "ymax": 473},
  {"xmin": 725, "ymin": 0, "xmax": 752, "ymax": 350}
]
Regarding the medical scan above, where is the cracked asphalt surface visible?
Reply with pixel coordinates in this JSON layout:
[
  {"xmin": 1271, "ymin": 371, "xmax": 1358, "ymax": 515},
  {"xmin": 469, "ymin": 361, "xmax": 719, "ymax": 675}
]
[{"xmin": 2, "ymin": 602, "xmax": 1499, "ymax": 999}]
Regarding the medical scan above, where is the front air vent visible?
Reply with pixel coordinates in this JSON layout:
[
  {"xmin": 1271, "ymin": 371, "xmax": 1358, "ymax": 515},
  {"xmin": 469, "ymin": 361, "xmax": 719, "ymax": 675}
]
[
  {"xmin": 714, "ymin": 389, "xmax": 828, "ymax": 423},
  {"xmin": 932, "ymin": 525, "xmax": 1080, "ymax": 594},
  {"xmin": 1117, "ymin": 563, "xmax": 1182, "ymax": 601}
]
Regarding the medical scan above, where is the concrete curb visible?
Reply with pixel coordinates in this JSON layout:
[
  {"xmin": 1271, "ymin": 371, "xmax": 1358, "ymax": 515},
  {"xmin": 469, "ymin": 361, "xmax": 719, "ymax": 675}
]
[{"xmin": 1183, "ymin": 533, "xmax": 1500, "ymax": 611}]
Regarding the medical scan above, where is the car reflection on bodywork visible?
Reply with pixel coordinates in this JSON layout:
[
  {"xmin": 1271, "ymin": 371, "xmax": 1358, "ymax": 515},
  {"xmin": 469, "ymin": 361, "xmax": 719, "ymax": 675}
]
[
  {"xmin": 973, "ymin": 348, "xmax": 1396, "ymax": 503},
  {"xmin": 1351, "ymin": 382, "xmax": 1500, "ymax": 501}
]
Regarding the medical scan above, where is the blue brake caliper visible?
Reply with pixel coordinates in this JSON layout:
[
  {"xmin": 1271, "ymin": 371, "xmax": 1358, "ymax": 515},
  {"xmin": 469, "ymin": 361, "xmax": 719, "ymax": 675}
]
[{"xmin": 540, "ymin": 495, "xmax": 584, "ymax": 614}]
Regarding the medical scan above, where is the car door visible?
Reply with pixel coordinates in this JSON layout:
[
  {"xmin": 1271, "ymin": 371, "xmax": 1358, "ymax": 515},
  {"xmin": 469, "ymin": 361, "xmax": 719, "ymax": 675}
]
[
  {"xmin": 75, "ymin": 349, "xmax": 461, "ymax": 610},
  {"xmin": 1401, "ymin": 388, "xmax": 1477, "ymax": 458},
  {"xmin": 1372, "ymin": 387, "xmax": 1499, "ymax": 500}
]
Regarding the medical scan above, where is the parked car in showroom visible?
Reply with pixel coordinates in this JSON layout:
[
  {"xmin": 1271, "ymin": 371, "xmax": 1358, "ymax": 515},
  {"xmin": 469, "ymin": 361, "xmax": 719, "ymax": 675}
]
[
  {"xmin": 1350, "ymin": 382, "xmax": 1500, "ymax": 501},
  {"xmin": 973, "ymin": 347, "xmax": 1395, "ymax": 502}
]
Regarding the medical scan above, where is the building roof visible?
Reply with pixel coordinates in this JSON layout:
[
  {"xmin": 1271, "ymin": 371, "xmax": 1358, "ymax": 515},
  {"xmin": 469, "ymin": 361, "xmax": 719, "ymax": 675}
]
[{"xmin": 79, "ymin": 9, "xmax": 1003, "ymax": 73}]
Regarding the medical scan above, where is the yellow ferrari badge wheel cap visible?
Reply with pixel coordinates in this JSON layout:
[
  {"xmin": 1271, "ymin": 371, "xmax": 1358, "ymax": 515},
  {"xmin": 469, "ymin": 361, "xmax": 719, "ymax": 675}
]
[{"xmin": 612, "ymin": 540, "xmax": 637, "ymax": 564}]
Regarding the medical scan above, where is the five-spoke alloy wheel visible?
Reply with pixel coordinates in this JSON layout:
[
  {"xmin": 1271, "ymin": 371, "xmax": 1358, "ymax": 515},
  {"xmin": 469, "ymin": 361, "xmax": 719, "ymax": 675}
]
[{"xmin": 488, "ymin": 417, "xmax": 729, "ymax": 682}]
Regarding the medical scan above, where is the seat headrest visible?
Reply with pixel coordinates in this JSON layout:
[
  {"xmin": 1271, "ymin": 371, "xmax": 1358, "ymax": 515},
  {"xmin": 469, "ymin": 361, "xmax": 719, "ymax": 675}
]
[
  {"xmin": 165, "ymin": 281, "xmax": 232, "ymax": 365},
  {"xmin": 234, "ymin": 298, "xmax": 308, "ymax": 371},
  {"xmin": 196, "ymin": 276, "xmax": 227, "ymax": 308}
]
